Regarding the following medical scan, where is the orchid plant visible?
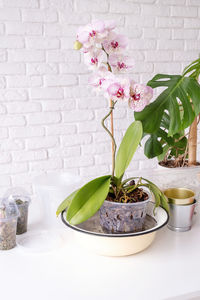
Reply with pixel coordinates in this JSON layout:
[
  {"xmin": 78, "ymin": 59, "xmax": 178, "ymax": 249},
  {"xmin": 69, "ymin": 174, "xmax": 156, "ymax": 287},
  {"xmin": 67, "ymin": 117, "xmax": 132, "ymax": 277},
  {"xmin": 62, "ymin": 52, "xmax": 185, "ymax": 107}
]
[{"xmin": 57, "ymin": 20, "xmax": 169, "ymax": 225}]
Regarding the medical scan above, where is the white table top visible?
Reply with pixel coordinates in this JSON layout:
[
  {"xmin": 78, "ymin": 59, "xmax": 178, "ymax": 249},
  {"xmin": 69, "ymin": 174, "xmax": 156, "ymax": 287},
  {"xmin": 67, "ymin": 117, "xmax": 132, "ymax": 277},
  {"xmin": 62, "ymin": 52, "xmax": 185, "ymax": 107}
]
[{"xmin": 1, "ymin": 203, "xmax": 200, "ymax": 300}]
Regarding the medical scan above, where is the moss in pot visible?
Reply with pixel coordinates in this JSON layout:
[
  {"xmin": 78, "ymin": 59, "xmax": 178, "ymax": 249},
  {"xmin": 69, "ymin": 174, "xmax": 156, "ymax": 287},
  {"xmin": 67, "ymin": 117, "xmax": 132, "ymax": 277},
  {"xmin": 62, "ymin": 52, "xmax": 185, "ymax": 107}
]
[{"xmin": 56, "ymin": 19, "xmax": 169, "ymax": 232}]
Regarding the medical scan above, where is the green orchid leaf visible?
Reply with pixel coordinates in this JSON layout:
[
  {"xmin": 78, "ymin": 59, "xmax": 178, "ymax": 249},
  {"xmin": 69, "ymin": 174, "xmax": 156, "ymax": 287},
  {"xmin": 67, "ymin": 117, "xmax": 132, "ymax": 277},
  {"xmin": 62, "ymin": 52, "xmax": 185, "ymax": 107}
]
[
  {"xmin": 115, "ymin": 120, "xmax": 143, "ymax": 180},
  {"xmin": 56, "ymin": 189, "xmax": 78, "ymax": 217},
  {"xmin": 160, "ymin": 193, "xmax": 170, "ymax": 213},
  {"xmin": 144, "ymin": 134, "xmax": 163, "ymax": 158},
  {"xmin": 66, "ymin": 175, "xmax": 111, "ymax": 225}
]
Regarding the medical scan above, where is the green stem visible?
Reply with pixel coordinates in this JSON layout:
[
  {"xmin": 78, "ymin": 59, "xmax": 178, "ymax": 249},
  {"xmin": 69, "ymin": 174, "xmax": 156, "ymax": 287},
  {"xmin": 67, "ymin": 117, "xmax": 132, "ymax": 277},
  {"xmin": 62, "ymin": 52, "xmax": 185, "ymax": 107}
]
[{"xmin": 101, "ymin": 101, "xmax": 117, "ymax": 179}]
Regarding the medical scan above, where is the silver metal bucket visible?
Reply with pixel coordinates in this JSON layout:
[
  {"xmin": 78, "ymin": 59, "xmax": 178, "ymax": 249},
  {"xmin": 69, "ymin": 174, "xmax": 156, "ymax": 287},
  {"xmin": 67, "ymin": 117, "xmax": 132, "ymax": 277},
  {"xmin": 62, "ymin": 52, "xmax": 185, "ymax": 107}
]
[{"xmin": 167, "ymin": 200, "xmax": 196, "ymax": 232}]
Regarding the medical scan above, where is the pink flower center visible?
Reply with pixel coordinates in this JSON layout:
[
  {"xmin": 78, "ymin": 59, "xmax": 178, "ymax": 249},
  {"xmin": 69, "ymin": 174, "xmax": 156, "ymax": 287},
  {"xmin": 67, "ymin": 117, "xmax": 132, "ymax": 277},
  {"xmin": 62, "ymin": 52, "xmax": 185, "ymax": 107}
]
[
  {"xmin": 91, "ymin": 57, "xmax": 98, "ymax": 65},
  {"xmin": 133, "ymin": 93, "xmax": 140, "ymax": 101},
  {"xmin": 89, "ymin": 30, "xmax": 96, "ymax": 37},
  {"xmin": 111, "ymin": 41, "xmax": 119, "ymax": 49},
  {"xmin": 117, "ymin": 88, "xmax": 124, "ymax": 98},
  {"xmin": 117, "ymin": 62, "xmax": 126, "ymax": 69},
  {"xmin": 99, "ymin": 78, "xmax": 105, "ymax": 86}
]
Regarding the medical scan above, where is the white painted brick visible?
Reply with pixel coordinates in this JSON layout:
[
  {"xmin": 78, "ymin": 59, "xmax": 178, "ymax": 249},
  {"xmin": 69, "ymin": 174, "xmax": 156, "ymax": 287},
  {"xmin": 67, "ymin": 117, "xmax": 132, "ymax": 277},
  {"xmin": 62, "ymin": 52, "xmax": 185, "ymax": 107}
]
[
  {"xmin": 139, "ymin": 159, "xmax": 157, "ymax": 170},
  {"xmin": 27, "ymin": 112, "xmax": 61, "ymax": 125},
  {"xmin": 77, "ymin": 97, "xmax": 107, "ymax": 109},
  {"xmin": 6, "ymin": 22, "xmax": 42, "ymax": 35},
  {"xmin": 0, "ymin": 128, "xmax": 8, "ymax": 139},
  {"xmin": 146, "ymin": 50, "xmax": 173, "ymax": 61},
  {"xmin": 40, "ymin": 0, "xmax": 73, "ymax": 9},
  {"xmin": 11, "ymin": 173, "xmax": 33, "ymax": 186},
  {"xmin": 154, "ymin": 62, "xmax": 182, "ymax": 73},
  {"xmin": 0, "ymin": 36, "xmax": 24, "ymax": 49},
  {"xmin": 44, "ymin": 24, "xmax": 77, "ymax": 37},
  {"xmin": 158, "ymin": 40, "xmax": 184, "ymax": 50},
  {"xmin": 75, "ymin": 0, "xmax": 109, "ymax": 12},
  {"xmin": 27, "ymin": 63, "xmax": 58, "ymax": 75},
  {"xmin": 60, "ymin": 37, "xmax": 74, "ymax": 49},
  {"xmin": 188, "ymin": 0, "xmax": 200, "ymax": 4},
  {"xmin": 62, "ymin": 110, "xmax": 94, "ymax": 123},
  {"xmin": 62, "ymin": 134, "xmax": 92, "ymax": 146},
  {"xmin": 0, "ymin": 76, "xmax": 6, "ymax": 88},
  {"xmin": 60, "ymin": 63, "xmax": 88, "ymax": 74},
  {"xmin": 6, "ymin": 102, "xmax": 41, "ymax": 114},
  {"xmin": 8, "ymin": 50, "xmax": 45, "ymax": 63},
  {"xmin": 0, "ymin": 8, "xmax": 21, "ymax": 21},
  {"xmin": 125, "ymin": 15, "xmax": 154, "ymax": 28},
  {"xmin": 0, "ymin": 63, "xmax": 25, "ymax": 74},
  {"xmin": 0, "ymin": 89, "xmax": 28, "ymax": 101},
  {"xmin": 0, "ymin": 175, "xmax": 11, "ymax": 187},
  {"xmin": 45, "ymin": 75, "xmax": 77, "ymax": 87},
  {"xmin": 0, "ymin": 162, "xmax": 28, "ymax": 174},
  {"xmin": 78, "ymin": 121, "xmax": 102, "ymax": 133},
  {"xmin": 142, "ymin": 4, "xmax": 170, "ymax": 16},
  {"xmin": 171, "ymin": 6, "xmax": 198, "ymax": 17},
  {"xmin": 184, "ymin": 18, "xmax": 200, "ymax": 28},
  {"xmin": 118, "ymin": 27, "xmax": 142, "ymax": 38},
  {"xmin": 42, "ymin": 99, "xmax": 75, "ymax": 112},
  {"xmin": 95, "ymin": 153, "xmax": 112, "ymax": 165},
  {"xmin": 173, "ymin": 29, "xmax": 199, "ymax": 39},
  {"xmin": 26, "ymin": 37, "xmax": 60, "ymax": 49},
  {"xmin": 185, "ymin": 40, "xmax": 200, "ymax": 50},
  {"xmin": 110, "ymin": 0, "xmax": 140, "ymax": 14},
  {"xmin": 96, "ymin": 107, "xmax": 126, "ymax": 120},
  {"xmin": 0, "ymin": 50, "xmax": 6, "ymax": 62},
  {"xmin": 0, "ymin": 104, "xmax": 6, "ymax": 114},
  {"xmin": 47, "ymin": 50, "xmax": 80, "ymax": 63},
  {"xmin": 48, "ymin": 146, "xmax": 81, "ymax": 158},
  {"xmin": 173, "ymin": 51, "xmax": 199, "ymax": 62},
  {"xmin": 30, "ymin": 158, "xmax": 63, "ymax": 171},
  {"xmin": 0, "ymin": 152, "xmax": 11, "ymax": 163},
  {"xmin": 81, "ymin": 143, "xmax": 110, "ymax": 155},
  {"xmin": 0, "ymin": 115, "xmax": 26, "ymax": 127},
  {"xmin": 133, "ymin": 62, "xmax": 154, "ymax": 73},
  {"xmin": 59, "ymin": 12, "xmax": 90, "ymax": 24},
  {"xmin": 12, "ymin": 150, "xmax": 47, "ymax": 162},
  {"xmin": 158, "ymin": 0, "xmax": 186, "ymax": 4},
  {"xmin": 1, "ymin": 139, "xmax": 24, "ymax": 151},
  {"xmin": 64, "ymin": 155, "xmax": 93, "ymax": 168},
  {"xmin": 129, "ymin": 39, "xmax": 156, "ymax": 50},
  {"xmin": 31, "ymin": 87, "xmax": 63, "ymax": 99},
  {"xmin": 46, "ymin": 124, "xmax": 76, "ymax": 135},
  {"xmin": 0, "ymin": 24, "xmax": 4, "ymax": 35},
  {"xmin": 144, "ymin": 28, "xmax": 171, "ymax": 39},
  {"xmin": 7, "ymin": 76, "xmax": 42, "ymax": 88},
  {"xmin": 3, "ymin": 0, "xmax": 39, "ymax": 8},
  {"xmin": 93, "ymin": 132, "xmax": 110, "ymax": 143},
  {"xmin": 22, "ymin": 9, "xmax": 57, "ymax": 22},
  {"xmin": 157, "ymin": 17, "xmax": 183, "ymax": 28},
  {"xmin": 9, "ymin": 127, "xmax": 45, "ymax": 138},
  {"xmin": 80, "ymin": 165, "xmax": 109, "ymax": 177},
  {"xmin": 26, "ymin": 136, "xmax": 59, "ymax": 150}
]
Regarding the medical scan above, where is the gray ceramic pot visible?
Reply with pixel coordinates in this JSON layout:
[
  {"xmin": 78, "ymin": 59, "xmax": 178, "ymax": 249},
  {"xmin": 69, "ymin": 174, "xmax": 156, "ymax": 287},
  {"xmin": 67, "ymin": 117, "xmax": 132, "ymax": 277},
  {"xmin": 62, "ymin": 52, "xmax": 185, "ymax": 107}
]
[{"xmin": 99, "ymin": 197, "xmax": 150, "ymax": 233}]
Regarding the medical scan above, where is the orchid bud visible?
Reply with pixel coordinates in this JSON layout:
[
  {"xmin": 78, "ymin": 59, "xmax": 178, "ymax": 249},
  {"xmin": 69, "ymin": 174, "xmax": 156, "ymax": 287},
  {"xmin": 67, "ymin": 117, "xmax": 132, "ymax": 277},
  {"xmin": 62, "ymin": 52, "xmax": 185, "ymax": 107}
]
[{"xmin": 74, "ymin": 40, "xmax": 82, "ymax": 50}]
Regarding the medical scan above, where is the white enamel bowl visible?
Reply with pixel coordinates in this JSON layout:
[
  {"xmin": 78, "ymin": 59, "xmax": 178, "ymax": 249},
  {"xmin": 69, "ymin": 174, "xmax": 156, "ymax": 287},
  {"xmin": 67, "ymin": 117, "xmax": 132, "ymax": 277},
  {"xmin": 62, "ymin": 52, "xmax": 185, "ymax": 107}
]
[{"xmin": 61, "ymin": 202, "xmax": 169, "ymax": 257}]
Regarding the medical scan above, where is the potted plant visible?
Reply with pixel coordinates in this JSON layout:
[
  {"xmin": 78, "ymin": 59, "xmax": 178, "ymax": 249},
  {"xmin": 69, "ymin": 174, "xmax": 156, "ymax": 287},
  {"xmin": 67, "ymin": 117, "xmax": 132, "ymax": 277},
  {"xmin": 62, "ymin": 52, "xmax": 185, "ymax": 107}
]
[
  {"xmin": 134, "ymin": 58, "xmax": 200, "ymax": 169},
  {"xmin": 56, "ymin": 20, "xmax": 168, "ymax": 233}
]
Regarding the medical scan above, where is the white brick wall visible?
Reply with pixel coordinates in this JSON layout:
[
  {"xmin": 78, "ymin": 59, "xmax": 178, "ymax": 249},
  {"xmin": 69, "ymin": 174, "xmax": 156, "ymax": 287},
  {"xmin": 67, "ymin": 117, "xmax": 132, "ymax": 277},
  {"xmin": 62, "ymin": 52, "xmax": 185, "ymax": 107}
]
[{"xmin": 0, "ymin": 0, "xmax": 199, "ymax": 195}]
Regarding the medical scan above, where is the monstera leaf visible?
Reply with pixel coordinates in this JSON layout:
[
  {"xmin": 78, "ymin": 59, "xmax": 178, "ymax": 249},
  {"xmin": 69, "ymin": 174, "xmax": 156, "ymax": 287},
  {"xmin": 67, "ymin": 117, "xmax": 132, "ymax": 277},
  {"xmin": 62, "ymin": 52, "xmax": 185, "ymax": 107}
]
[{"xmin": 135, "ymin": 74, "xmax": 200, "ymax": 137}]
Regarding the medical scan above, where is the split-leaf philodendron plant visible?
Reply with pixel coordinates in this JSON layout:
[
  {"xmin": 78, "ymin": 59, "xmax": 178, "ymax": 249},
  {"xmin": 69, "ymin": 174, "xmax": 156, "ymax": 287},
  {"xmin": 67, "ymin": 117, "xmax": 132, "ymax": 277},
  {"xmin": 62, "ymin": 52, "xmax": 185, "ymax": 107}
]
[
  {"xmin": 56, "ymin": 20, "xmax": 169, "ymax": 225},
  {"xmin": 135, "ymin": 58, "xmax": 200, "ymax": 167}
]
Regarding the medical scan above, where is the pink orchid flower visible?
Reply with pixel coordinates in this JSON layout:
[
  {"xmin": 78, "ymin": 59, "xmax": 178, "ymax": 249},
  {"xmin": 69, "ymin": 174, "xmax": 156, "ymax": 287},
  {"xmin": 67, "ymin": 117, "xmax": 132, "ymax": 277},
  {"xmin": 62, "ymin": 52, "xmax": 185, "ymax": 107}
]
[
  {"xmin": 129, "ymin": 82, "xmax": 153, "ymax": 112},
  {"xmin": 77, "ymin": 20, "xmax": 108, "ymax": 49},
  {"xmin": 84, "ymin": 49, "xmax": 105, "ymax": 70},
  {"xmin": 109, "ymin": 54, "xmax": 134, "ymax": 73},
  {"xmin": 103, "ymin": 32, "xmax": 128, "ymax": 54},
  {"xmin": 88, "ymin": 67, "xmax": 115, "ymax": 91},
  {"xmin": 107, "ymin": 79, "xmax": 130, "ymax": 101}
]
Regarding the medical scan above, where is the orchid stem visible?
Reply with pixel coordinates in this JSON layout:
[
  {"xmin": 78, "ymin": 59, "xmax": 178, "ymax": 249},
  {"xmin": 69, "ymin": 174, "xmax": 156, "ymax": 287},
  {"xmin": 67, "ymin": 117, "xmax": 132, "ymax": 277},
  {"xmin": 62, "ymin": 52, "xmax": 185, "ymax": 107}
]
[{"xmin": 101, "ymin": 100, "xmax": 117, "ymax": 179}]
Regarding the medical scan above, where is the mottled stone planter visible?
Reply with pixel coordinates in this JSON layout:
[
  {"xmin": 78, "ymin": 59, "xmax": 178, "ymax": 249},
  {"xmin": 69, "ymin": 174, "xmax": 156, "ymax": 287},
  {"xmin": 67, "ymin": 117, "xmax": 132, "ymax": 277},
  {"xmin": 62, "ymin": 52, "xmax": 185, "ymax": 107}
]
[{"xmin": 99, "ymin": 197, "xmax": 150, "ymax": 233}]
